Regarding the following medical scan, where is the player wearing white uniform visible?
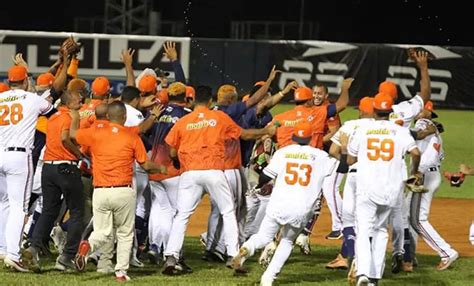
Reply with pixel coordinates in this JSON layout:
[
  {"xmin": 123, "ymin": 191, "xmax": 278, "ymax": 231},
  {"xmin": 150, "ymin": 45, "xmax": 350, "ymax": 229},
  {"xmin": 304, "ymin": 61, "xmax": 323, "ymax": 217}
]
[
  {"xmin": 324, "ymin": 97, "xmax": 374, "ymax": 271},
  {"xmin": 346, "ymin": 93, "xmax": 421, "ymax": 285},
  {"xmin": 231, "ymin": 122, "xmax": 337, "ymax": 286},
  {"xmin": 0, "ymin": 66, "xmax": 53, "ymax": 271},
  {"xmin": 379, "ymin": 51, "xmax": 432, "ymax": 273},
  {"xmin": 408, "ymin": 103, "xmax": 458, "ymax": 271}
]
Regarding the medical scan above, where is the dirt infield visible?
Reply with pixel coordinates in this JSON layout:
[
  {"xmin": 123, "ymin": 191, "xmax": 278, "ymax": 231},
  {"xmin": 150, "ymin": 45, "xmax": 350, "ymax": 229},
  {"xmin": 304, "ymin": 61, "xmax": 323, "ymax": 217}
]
[{"xmin": 187, "ymin": 196, "xmax": 474, "ymax": 257}]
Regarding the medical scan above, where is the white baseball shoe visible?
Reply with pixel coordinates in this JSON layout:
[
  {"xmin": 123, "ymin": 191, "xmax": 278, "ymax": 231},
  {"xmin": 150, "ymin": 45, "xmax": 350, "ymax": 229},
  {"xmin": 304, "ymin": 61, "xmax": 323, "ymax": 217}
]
[
  {"xmin": 231, "ymin": 246, "xmax": 250, "ymax": 273},
  {"xmin": 50, "ymin": 225, "xmax": 67, "ymax": 254},
  {"xmin": 260, "ymin": 275, "xmax": 274, "ymax": 286},
  {"xmin": 115, "ymin": 270, "xmax": 131, "ymax": 282},
  {"xmin": 295, "ymin": 233, "xmax": 311, "ymax": 255},
  {"xmin": 259, "ymin": 241, "xmax": 277, "ymax": 268},
  {"xmin": 437, "ymin": 251, "xmax": 459, "ymax": 271},
  {"xmin": 356, "ymin": 275, "xmax": 369, "ymax": 286},
  {"xmin": 4, "ymin": 257, "xmax": 30, "ymax": 272}
]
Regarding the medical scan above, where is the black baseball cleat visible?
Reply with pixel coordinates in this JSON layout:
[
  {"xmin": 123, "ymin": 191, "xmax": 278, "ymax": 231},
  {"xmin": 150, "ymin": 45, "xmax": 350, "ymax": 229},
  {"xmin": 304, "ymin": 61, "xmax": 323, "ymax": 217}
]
[
  {"xmin": 325, "ymin": 230, "xmax": 343, "ymax": 240},
  {"xmin": 391, "ymin": 253, "xmax": 403, "ymax": 274}
]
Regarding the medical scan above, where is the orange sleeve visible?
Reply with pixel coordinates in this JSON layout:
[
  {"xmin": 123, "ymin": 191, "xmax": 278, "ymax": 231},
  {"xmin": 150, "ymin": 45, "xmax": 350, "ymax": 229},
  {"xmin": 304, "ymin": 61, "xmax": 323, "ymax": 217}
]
[
  {"xmin": 133, "ymin": 136, "xmax": 148, "ymax": 164},
  {"xmin": 76, "ymin": 128, "xmax": 94, "ymax": 147},
  {"xmin": 165, "ymin": 121, "xmax": 181, "ymax": 149}
]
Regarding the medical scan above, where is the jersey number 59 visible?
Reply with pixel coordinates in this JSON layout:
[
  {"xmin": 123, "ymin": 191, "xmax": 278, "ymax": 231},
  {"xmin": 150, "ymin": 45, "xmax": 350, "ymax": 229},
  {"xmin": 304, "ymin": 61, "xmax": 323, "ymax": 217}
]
[
  {"xmin": 367, "ymin": 138, "xmax": 394, "ymax": 161},
  {"xmin": 0, "ymin": 104, "xmax": 24, "ymax": 126},
  {"xmin": 285, "ymin": 162, "xmax": 312, "ymax": 186}
]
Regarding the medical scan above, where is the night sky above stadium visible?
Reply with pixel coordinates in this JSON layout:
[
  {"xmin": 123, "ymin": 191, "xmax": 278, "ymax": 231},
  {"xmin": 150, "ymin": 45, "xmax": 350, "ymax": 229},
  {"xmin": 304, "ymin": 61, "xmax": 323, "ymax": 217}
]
[{"xmin": 0, "ymin": 0, "xmax": 471, "ymax": 46}]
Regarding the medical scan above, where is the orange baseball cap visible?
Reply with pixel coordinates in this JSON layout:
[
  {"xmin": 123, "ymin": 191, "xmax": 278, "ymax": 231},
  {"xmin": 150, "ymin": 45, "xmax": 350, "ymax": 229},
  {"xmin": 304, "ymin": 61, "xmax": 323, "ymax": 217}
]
[
  {"xmin": 294, "ymin": 87, "xmax": 313, "ymax": 102},
  {"xmin": 91, "ymin": 77, "xmax": 110, "ymax": 96},
  {"xmin": 185, "ymin": 85, "xmax": 195, "ymax": 99},
  {"xmin": 292, "ymin": 121, "xmax": 312, "ymax": 144},
  {"xmin": 424, "ymin": 100, "xmax": 438, "ymax": 118},
  {"xmin": 373, "ymin": 92, "xmax": 393, "ymax": 112},
  {"xmin": 156, "ymin": 89, "xmax": 169, "ymax": 105},
  {"xmin": 378, "ymin": 81, "xmax": 398, "ymax": 100},
  {"xmin": 138, "ymin": 75, "xmax": 157, "ymax": 93},
  {"xmin": 36, "ymin": 73, "xmax": 55, "ymax": 87},
  {"xmin": 8, "ymin": 66, "xmax": 28, "ymax": 82},
  {"xmin": 0, "ymin": 82, "xmax": 9, "ymax": 92},
  {"xmin": 358, "ymin": 97, "xmax": 374, "ymax": 114},
  {"xmin": 67, "ymin": 78, "xmax": 88, "ymax": 92}
]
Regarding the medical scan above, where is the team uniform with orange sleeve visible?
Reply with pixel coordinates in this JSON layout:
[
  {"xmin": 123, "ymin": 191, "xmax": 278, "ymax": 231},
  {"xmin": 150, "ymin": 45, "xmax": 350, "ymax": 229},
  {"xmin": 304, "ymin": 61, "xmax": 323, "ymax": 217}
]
[
  {"xmin": 78, "ymin": 100, "xmax": 102, "ymax": 128},
  {"xmin": 0, "ymin": 87, "xmax": 52, "ymax": 266},
  {"xmin": 146, "ymin": 103, "xmax": 191, "ymax": 256},
  {"xmin": 75, "ymin": 122, "xmax": 148, "ymax": 275},
  {"xmin": 272, "ymin": 104, "xmax": 336, "ymax": 149},
  {"xmin": 163, "ymin": 106, "xmax": 242, "ymax": 261}
]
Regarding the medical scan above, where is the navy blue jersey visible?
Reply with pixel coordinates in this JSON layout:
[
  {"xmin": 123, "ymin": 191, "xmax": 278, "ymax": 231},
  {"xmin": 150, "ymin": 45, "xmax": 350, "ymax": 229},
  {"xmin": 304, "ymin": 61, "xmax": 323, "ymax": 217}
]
[
  {"xmin": 148, "ymin": 103, "xmax": 191, "ymax": 180},
  {"xmin": 240, "ymin": 106, "xmax": 273, "ymax": 166},
  {"xmin": 214, "ymin": 102, "xmax": 247, "ymax": 124}
]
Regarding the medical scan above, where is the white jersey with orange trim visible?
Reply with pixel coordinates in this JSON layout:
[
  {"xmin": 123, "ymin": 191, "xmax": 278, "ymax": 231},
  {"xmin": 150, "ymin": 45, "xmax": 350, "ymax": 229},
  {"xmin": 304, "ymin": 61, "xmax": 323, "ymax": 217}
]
[
  {"xmin": 0, "ymin": 89, "xmax": 52, "ymax": 149},
  {"xmin": 389, "ymin": 94, "xmax": 424, "ymax": 128},
  {"xmin": 348, "ymin": 120, "xmax": 417, "ymax": 206},
  {"xmin": 413, "ymin": 118, "xmax": 444, "ymax": 173},
  {"xmin": 263, "ymin": 144, "xmax": 337, "ymax": 228}
]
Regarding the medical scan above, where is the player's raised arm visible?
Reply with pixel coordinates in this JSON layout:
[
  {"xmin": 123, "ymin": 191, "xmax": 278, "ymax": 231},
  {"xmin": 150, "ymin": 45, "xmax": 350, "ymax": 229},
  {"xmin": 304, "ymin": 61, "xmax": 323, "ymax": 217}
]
[
  {"xmin": 121, "ymin": 48, "xmax": 136, "ymax": 87},
  {"xmin": 246, "ymin": 65, "xmax": 280, "ymax": 108},
  {"xmin": 240, "ymin": 125, "xmax": 277, "ymax": 141},
  {"xmin": 258, "ymin": 81, "xmax": 298, "ymax": 114},
  {"xmin": 413, "ymin": 51, "xmax": 431, "ymax": 103},
  {"xmin": 335, "ymin": 78, "xmax": 354, "ymax": 113}
]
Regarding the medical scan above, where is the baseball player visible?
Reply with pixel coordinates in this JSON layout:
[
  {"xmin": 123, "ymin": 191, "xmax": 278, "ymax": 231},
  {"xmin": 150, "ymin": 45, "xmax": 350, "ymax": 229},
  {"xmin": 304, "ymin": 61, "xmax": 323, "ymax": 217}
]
[
  {"xmin": 458, "ymin": 164, "xmax": 474, "ymax": 245},
  {"xmin": 146, "ymin": 83, "xmax": 192, "ymax": 266},
  {"xmin": 231, "ymin": 122, "xmax": 338, "ymax": 286},
  {"xmin": 0, "ymin": 65, "xmax": 53, "ymax": 271},
  {"xmin": 346, "ymin": 93, "xmax": 421, "ymax": 285},
  {"xmin": 324, "ymin": 96, "xmax": 375, "ymax": 271},
  {"xmin": 383, "ymin": 50, "xmax": 432, "ymax": 273},
  {"xmin": 161, "ymin": 86, "xmax": 275, "ymax": 275},
  {"xmin": 408, "ymin": 101, "xmax": 459, "ymax": 271}
]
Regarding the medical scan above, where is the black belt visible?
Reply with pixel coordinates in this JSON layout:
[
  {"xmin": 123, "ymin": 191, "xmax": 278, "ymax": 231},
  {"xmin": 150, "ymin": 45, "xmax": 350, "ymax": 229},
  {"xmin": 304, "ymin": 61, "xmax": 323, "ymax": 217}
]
[
  {"xmin": 428, "ymin": 166, "xmax": 439, "ymax": 172},
  {"xmin": 349, "ymin": 169, "xmax": 357, "ymax": 173},
  {"xmin": 94, "ymin": 184, "xmax": 132, "ymax": 189},
  {"xmin": 4, "ymin": 147, "xmax": 26, "ymax": 152}
]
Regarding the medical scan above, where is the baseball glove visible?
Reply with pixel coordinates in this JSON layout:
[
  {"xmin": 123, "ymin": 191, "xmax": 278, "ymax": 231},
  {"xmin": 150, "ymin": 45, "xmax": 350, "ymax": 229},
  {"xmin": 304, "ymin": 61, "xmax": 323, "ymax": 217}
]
[
  {"xmin": 443, "ymin": 171, "xmax": 465, "ymax": 187},
  {"xmin": 405, "ymin": 174, "xmax": 428, "ymax": 193}
]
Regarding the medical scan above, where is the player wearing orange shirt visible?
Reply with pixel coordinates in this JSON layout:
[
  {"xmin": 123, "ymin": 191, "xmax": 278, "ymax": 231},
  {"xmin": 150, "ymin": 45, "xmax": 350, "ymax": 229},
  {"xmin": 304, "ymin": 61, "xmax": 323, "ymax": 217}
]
[
  {"xmin": 78, "ymin": 77, "xmax": 110, "ymax": 128},
  {"xmin": 161, "ymin": 86, "xmax": 276, "ymax": 275}
]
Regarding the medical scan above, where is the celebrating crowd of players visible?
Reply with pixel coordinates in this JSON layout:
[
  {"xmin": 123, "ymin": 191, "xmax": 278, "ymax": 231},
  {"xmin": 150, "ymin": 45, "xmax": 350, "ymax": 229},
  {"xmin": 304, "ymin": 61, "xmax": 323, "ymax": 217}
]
[{"xmin": 0, "ymin": 37, "xmax": 463, "ymax": 285}]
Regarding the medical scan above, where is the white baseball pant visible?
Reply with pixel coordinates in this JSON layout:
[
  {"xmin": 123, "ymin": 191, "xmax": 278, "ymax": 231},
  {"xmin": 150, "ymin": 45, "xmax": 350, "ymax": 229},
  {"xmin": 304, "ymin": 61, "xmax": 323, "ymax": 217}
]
[
  {"xmin": 204, "ymin": 169, "xmax": 246, "ymax": 254},
  {"xmin": 342, "ymin": 170, "xmax": 357, "ymax": 228},
  {"xmin": 409, "ymin": 170, "xmax": 457, "ymax": 258},
  {"xmin": 390, "ymin": 190, "xmax": 411, "ymax": 255},
  {"xmin": 242, "ymin": 214, "xmax": 303, "ymax": 281},
  {"xmin": 0, "ymin": 150, "xmax": 33, "ymax": 261},
  {"xmin": 244, "ymin": 193, "xmax": 270, "ymax": 239},
  {"xmin": 148, "ymin": 176, "xmax": 179, "ymax": 250},
  {"xmin": 164, "ymin": 170, "xmax": 239, "ymax": 259},
  {"xmin": 322, "ymin": 167, "xmax": 344, "ymax": 232},
  {"xmin": 133, "ymin": 165, "xmax": 150, "ymax": 219},
  {"xmin": 355, "ymin": 194, "xmax": 392, "ymax": 280}
]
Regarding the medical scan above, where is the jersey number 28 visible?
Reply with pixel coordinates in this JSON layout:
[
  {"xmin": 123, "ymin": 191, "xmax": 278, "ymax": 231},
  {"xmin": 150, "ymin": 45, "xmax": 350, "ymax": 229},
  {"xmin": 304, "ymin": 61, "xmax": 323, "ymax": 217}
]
[
  {"xmin": 0, "ymin": 104, "xmax": 24, "ymax": 126},
  {"xmin": 367, "ymin": 138, "xmax": 394, "ymax": 161},
  {"xmin": 285, "ymin": 162, "xmax": 312, "ymax": 186}
]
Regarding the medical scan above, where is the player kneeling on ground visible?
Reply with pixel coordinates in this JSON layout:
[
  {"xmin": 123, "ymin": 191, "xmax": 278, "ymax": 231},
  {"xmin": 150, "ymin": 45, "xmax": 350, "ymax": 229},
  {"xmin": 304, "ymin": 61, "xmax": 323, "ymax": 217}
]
[{"xmin": 231, "ymin": 122, "xmax": 338, "ymax": 286}]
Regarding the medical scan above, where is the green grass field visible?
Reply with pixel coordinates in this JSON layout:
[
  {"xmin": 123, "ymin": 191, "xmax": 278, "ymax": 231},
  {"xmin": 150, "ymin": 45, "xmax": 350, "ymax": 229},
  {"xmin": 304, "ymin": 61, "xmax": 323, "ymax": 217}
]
[
  {"xmin": 1, "ymin": 237, "xmax": 473, "ymax": 285},
  {"xmin": 270, "ymin": 105, "xmax": 474, "ymax": 199}
]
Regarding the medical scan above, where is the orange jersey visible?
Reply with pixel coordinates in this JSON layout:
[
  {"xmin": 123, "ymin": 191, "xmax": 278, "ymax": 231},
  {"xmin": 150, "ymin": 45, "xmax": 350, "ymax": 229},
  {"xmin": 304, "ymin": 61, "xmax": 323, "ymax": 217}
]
[
  {"xmin": 79, "ymin": 99, "xmax": 102, "ymax": 128},
  {"xmin": 272, "ymin": 105, "xmax": 328, "ymax": 149},
  {"xmin": 224, "ymin": 139, "xmax": 242, "ymax": 169},
  {"xmin": 165, "ymin": 106, "xmax": 242, "ymax": 171},
  {"xmin": 76, "ymin": 122, "xmax": 148, "ymax": 187},
  {"xmin": 44, "ymin": 107, "xmax": 78, "ymax": 161}
]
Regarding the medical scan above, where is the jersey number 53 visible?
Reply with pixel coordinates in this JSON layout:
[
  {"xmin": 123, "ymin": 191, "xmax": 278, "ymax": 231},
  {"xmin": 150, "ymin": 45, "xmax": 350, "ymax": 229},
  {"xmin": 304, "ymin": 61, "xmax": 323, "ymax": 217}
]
[
  {"xmin": 285, "ymin": 162, "xmax": 312, "ymax": 186},
  {"xmin": 0, "ymin": 104, "xmax": 24, "ymax": 126}
]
